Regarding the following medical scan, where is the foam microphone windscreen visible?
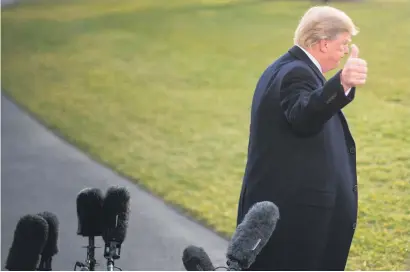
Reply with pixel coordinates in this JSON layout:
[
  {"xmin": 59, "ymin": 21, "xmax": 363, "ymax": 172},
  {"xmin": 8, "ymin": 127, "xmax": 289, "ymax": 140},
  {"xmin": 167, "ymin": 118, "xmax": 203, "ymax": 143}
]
[
  {"xmin": 226, "ymin": 201, "xmax": 280, "ymax": 270},
  {"xmin": 76, "ymin": 187, "xmax": 104, "ymax": 237},
  {"xmin": 102, "ymin": 186, "xmax": 130, "ymax": 244},
  {"xmin": 5, "ymin": 214, "xmax": 49, "ymax": 271},
  {"xmin": 37, "ymin": 211, "xmax": 59, "ymax": 258},
  {"xmin": 182, "ymin": 245, "xmax": 215, "ymax": 271}
]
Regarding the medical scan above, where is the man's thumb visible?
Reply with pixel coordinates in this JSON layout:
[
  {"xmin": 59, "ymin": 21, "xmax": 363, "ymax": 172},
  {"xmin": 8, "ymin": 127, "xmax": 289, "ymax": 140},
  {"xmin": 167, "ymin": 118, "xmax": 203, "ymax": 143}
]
[{"xmin": 350, "ymin": 44, "xmax": 359, "ymax": 58}]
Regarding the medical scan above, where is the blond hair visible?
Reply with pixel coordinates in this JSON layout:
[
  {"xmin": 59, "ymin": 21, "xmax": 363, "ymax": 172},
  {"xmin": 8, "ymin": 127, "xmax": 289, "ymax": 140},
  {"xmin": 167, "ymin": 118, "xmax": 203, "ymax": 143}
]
[{"xmin": 294, "ymin": 6, "xmax": 359, "ymax": 48}]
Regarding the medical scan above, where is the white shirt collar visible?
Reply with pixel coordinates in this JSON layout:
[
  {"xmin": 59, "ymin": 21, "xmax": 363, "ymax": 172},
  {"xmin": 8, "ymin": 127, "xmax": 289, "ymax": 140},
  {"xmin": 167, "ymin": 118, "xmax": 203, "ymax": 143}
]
[{"xmin": 296, "ymin": 45, "xmax": 322, "ymax": 73}]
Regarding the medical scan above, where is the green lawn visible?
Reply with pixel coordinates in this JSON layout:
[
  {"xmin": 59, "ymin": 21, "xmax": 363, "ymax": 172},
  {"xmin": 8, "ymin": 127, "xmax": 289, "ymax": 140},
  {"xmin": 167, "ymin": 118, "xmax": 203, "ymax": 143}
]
[{"xmin": 2, "ymin": 0, "xmax": 409, "ymax": 270}]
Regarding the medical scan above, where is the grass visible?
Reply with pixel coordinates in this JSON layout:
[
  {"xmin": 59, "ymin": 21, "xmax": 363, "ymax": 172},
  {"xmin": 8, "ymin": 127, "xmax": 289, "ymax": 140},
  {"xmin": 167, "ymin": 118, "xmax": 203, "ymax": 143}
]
[{"xmin": 2, "ymin": 0, "xmax": 409, "ymax": 270}]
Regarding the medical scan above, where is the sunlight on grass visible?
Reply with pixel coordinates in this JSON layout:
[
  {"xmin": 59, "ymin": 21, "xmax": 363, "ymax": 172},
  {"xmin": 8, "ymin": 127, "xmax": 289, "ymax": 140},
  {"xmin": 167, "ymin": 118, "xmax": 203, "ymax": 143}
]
[{"xmin": 2, "ymin": 0, "xmax": 409, "ymax": 270}]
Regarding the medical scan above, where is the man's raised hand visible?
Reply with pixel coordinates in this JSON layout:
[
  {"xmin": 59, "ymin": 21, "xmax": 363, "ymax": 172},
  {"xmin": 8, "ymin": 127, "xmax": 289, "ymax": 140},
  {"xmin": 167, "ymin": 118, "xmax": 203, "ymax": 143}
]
[{"xmin": 341, "ymin": 44, "xmax": 368, "ymax": 91}]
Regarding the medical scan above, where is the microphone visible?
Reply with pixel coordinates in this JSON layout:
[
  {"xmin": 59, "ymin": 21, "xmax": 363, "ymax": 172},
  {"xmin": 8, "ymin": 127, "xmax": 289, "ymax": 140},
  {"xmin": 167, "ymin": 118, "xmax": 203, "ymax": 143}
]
[
  {"xmin": 74, "ymin": 188, "xmax": 104, "ymax": 271},
  {"xmin": 5, "ymin": 214, "xmax": 49, "ymax": 271},
  {"xmin": 226, "ymin": 201, "xmax": 280, "ymax": 270},
  {"xmin": 37, "ymin": 211, "xmax": 59, "ymax": 271},
  {"xmin": 182, "ymin": 245, "xmax": 215, "ymax": 271},
  {"xmin": 102, "ymin": 186, "xmax": 130, "ymax": 271},
  {"xmin": 77, "ymin": 187, "xmax": 104, "ymax": 237}
]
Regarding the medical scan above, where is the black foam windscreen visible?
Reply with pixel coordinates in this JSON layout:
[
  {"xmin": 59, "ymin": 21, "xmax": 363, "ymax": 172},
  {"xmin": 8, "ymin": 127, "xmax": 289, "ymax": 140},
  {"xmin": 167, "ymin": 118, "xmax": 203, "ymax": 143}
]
[
  {"xmin": 102, "ymin": 186, "xmax": 130, "ymax": 244},
  {"xmin": 226, "ymin": 201, "xmax": 280, "ymax": 270},
  {"xmin": 76, "ymin": 187, "xmax": 104, "ymax": 237},
  {"xmin": 37, "ymin": 211, "xmax": 59, "ymax": 258},
  {"xmin": 5, "ymin": 214, "xmax": 49, "ymax": 271},
  {"xmin": 182, "ymin": 245, "xmax": 215, "ymax": 271}
]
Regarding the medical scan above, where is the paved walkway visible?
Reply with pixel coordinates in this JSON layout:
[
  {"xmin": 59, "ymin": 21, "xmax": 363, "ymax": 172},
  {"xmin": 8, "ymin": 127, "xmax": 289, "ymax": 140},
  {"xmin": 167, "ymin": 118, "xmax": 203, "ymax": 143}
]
[{"xmin": 1, "ymin": 94, "xmax": 229, "ymax": 270}]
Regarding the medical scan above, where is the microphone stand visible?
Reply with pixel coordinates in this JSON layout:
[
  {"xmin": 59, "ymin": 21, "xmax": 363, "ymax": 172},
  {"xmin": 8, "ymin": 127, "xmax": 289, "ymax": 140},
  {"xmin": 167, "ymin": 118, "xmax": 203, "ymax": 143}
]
[
  {"xmin": 104, "ymin": 241, "xmax": 122, "ymax": 271},
  {"xmin": 74, "ymin": 236, "xmax": 98, "ymax": 271},
  {"xmin": 87, "ymin": 237, "xmax": 97, "ymax": 271},
  {"xmin": 107, "ymin": 258, "xmax": 114, "ymax": 271}
]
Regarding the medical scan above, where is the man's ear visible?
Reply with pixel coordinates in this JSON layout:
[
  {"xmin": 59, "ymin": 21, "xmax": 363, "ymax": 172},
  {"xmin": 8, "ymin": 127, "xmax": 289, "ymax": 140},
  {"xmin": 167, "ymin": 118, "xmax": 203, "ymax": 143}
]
[{"xmin": 318, "ymin": 40, "xmax": 328, "ymax": 53}]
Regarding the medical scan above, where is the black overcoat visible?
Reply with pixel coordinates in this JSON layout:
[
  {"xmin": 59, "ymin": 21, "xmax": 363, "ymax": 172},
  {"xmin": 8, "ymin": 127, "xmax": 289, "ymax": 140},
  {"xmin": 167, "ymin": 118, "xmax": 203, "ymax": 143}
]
[{"xmin": 237, "ymin": 45, "xmax": 359, "ymax": 270}]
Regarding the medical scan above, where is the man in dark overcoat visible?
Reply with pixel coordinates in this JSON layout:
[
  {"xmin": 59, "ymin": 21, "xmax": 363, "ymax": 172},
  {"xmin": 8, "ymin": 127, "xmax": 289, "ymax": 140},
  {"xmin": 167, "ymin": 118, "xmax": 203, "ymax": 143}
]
[{"xmin": 236, "ymin": 6, "xmax": 368, "ymax": 271}]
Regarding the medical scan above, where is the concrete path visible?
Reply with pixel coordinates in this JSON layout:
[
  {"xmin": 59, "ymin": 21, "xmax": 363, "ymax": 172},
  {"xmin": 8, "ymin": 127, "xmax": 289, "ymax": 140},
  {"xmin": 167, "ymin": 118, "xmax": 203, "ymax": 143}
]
[{"xmin": 1, "ymin": 94, "xmax": 229, "ymax": 270}]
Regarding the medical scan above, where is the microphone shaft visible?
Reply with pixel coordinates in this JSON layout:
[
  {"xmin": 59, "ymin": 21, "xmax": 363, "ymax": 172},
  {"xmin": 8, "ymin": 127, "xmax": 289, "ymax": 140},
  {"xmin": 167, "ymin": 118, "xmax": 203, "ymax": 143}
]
[
  {"xmin": 87, "ymin": 237, "xmax": 97, "ymax": 271},
  {"xmin": 107, "ymin": 259, "xmax": 114, "ymax": 271}
]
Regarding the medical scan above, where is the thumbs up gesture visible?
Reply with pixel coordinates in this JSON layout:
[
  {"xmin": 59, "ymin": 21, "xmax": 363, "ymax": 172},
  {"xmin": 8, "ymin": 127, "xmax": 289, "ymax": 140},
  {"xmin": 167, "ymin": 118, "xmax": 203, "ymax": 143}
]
[{"xmin": 341, "ymin": 44, "xmax": 368, "ymax": 91}]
